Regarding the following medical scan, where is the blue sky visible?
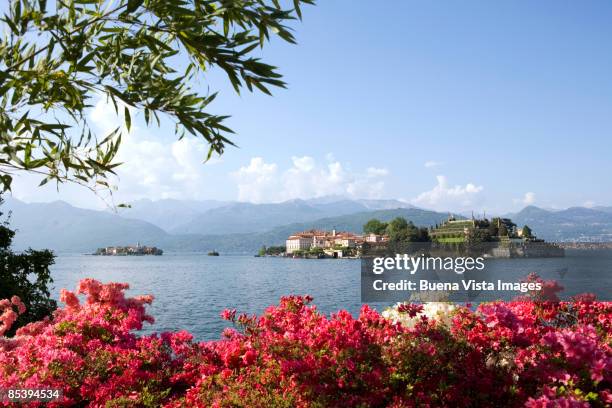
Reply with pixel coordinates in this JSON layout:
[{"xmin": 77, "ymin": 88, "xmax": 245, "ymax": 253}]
[{"xmin": 10, "ymin": 0, "xmax": 612, "ymax": 213}]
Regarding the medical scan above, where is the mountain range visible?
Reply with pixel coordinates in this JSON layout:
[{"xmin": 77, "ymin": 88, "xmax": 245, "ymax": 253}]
[
  {"xmin": 508, "ymin": 205, "xmax": 612, "ymax": 242},
  {"xmin": 3, "ymin": 196, "xmax": 612, "ymax": 254},
  {"xmin": 120, "ymin": 197, "xmax": 414, "ymax": 234}
]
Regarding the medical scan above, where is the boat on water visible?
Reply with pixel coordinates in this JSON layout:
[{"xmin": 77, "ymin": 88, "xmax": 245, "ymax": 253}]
[{"xmin": 207, "ymin": 250, "xmax": 220, "ymax": 256}]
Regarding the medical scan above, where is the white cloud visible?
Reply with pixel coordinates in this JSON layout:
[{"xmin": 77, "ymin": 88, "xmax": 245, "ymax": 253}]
[
  {"xmin": 90, "ymin": 98, "xmax": 222, "ymax": 202},
  {"xmin": 411, "ymin": 175, "xmax": 484, "ymax": 211},
  {"xmin": 10, "ymin": 96, "xmax": 226, "ymax": 208},
  {"xmin": 583, "ymin": 200, "xmax": 596, "ymax": 208},
  {"xmin": 231, "ymin": 156, "xmax": 389, "ymax": 203},
  {"xmin": 513, "ymin": 192, "xmax": 536, "ymax": 206},
  {"xmin": 366, "ymin": 167, "xmax": 389, "ymax": 177},
  {"xmin": 424, "ymin": 160, "xmax": 443, "ymax": 168},
  {"xmin": 231, "ymin": 157, "xmax": 279, "ymax": 203},
  {"xmin": 522, "ymin": 192, "xmax": 536, "ymax": 205}
]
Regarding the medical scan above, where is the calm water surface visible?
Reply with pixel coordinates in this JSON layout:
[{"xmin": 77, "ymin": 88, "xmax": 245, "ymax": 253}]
[
  {"xmin": 50, "ymin": 252, "xmax": 612, "ymax": 340},
  {"xmin": 51, "ymin": 255, "xmax": 368, "ymax": 340}
]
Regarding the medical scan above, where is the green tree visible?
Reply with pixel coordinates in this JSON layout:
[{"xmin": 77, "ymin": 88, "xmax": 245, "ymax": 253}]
[
  {"xmin": 363, "ymin": 219, "xmax": 387, "ymax": 235},
  {"xmin": 383, "ymin": 217, "xmax": 431, "ymax": 254},
  {"xmin": 415, "ymin": 227, "xmax": 430, "ymax": 242},
  {"xmin": 0, "ymin": 197, "xmax": 56, "ymax": 335},
  {"xmin": 521, "ymin": 225, "xmax": 533, "ymax": 239},
  {"xmin": 266, "ymin": 246, "xmax": 285, "ymax": 255},
  {"xmin": 488, "ymin": 220, "xmax": 499, "ymax": 237},
  {"xmin": 386, "ymin": 217, "xmax": 426, "ymax": 243},
  {"xmin": 309, "ymin": 246, "xmax": 324, "ymax": 256},
  {"xmin": 466, "ymin": 228, "xmax": 491, "ymax": 246},
  {"xmin": 0, "ymin": 0, "xmax": 312, "ymax": 194},
  {"xmin": 386, "ymin": 217, "xmax": 408, "ymax": 236}
]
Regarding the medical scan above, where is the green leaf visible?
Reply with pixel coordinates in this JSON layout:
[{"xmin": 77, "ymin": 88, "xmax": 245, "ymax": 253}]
[
  {"xmin": 127, "ymin": 0, "xmax": 144, "ymax": 13},
  {"xmin": 0, "ymin": 0, "xmax": 311, "ymax": 196},
  {"xmin": 124, "ymin": 107, "xmax": 131, "ymax": 132}
]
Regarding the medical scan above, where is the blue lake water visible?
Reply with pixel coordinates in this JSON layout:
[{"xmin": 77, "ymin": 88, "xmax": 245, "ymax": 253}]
[{"xmin": 50, "ymin": 251, "xmax": 612, "ymax": 340}]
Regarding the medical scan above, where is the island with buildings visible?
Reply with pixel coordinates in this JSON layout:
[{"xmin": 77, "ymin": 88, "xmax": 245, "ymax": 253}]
[
  {"xmin": 285, "ymin": 229, "xmax": 387, "ymax": 258},
  {"xmin": 279, "ymin": 215, "xmax": 563, "ymax": 259},
  {"xmin": 94, "ymin": 243, "xmax": 163, "ymax": 256},
  {"xmin": 428, "ymin": 216, "xmax": 564, "ymax": 258}
]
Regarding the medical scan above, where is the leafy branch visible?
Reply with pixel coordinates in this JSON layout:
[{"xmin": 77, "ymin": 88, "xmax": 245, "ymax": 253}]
[{"xmin": 0, "ymin": 0, "xmax": 313, "ymax": 199}]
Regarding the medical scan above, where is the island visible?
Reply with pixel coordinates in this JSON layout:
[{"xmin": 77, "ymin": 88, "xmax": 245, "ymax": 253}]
[
  {"xmin": 277, "ymin": 215, "xmax": 563, "ymax": 259},
  {"xmin": 94, "ymin": 243, "xmax": 163, "ymax": 256}
]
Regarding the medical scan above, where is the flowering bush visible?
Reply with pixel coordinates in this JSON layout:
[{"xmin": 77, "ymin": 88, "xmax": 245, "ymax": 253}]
[{"xmin": 0, "ymin": 278, "xmax": 610, "ymax": 407}]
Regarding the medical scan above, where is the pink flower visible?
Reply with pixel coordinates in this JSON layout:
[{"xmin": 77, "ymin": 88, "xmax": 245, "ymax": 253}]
[{"xmin": 0, "ymin": 277, "xmax": 609, "ymax": 407}]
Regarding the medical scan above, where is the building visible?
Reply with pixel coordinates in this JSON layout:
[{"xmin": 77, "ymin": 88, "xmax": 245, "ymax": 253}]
[
  {"xmin": 365, "ymin": 233, "xmax": 388, "ymax": 243},
  {"xmin": 286, "ymin": 232, "xmax": 316, "ymax": 253},
  {"xmin": 95, "ymin": 243, "xmax": 163, "ymax": 256},
  {"xmin": 285, "ymin": 229, "xmax": 385, "ymax": 255}
]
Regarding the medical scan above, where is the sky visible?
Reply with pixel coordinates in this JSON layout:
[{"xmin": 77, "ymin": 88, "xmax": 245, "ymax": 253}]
[{"xmin": 9, "ymin": 0, "xmax": 612, "ymax": 214}]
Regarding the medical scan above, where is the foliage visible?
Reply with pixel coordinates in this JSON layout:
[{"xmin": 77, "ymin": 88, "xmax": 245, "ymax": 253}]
[
  {"xmin": 0, "ymin": 197, "xmax": 55, "ymax": 335},
  {"xmin": 386, "ymin": 216, "xmax": 430, "ymax": 247},
  {"xmin": 466, "ymin": 228, "xmax": 493, "ymax": 246},
  {"xmin": 490, "ymin": 217, "xmax": 516, "ymax": 238},
  {"xmin": 258, "ymin": 245, "xmax": 285, "ymax": 256},
  {"xmin": 363, "ymin": 218, "xmax": 387, "ymax": 235},
  {"xmin": 522, "ymin": 225, "xmax": 533, "ymax": 239},
  {"xmin": 0, "ymin": 0, "xmax": 312, "ymax": 193},
  {"xmin": 0, "ymin": 276, "xmax": 610, "ymax": 407},
  {"xmin": 499, "ymin": 223, "xmax": 509, "ymax": 237},
  {"xmin": 308, "ymin": 246, "xmax": 324, "ymax": 256}
]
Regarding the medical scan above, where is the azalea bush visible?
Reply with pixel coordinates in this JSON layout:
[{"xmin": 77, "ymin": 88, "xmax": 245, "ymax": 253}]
[{"xmin": 0, "ymin": 278, "xmax": 610, "ymax": 407}]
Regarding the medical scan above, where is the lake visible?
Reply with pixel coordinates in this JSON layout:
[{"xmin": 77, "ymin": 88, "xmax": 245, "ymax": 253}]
[{"xmin": 50, "ymin": 251, "xmax": 612, "ymax": 340}]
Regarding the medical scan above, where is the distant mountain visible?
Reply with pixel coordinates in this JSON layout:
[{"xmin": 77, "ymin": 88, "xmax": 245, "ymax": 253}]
[
  {"xmin": 119, "ymin": 198, "xmax": 229, "ymax": 231},
  {"xmin": 170, "ymin": 200, "xmax": 323, "ymax": 234},
  {"xmin": 161, "ymin": 207, "xmax": 454, "ymax": 254},
  {"xmin": 270, "ymin": 207, "xmax": 452, "ymax": 236},
  {"xmin": 5, "ymin": 197, "xmax": 612, "ymax": 255},
  {"xmin": 306, "ymin": 196, "xmax": 413, "ymax": 210},
  {"xmin": 510, "ymin": 205, "xmax": 612, "ymax": 241},
  {"xmin": 3, "ymin": 198, "xmax": 169, "ymax": 253},
  {"xmin": 357, "ymin": 199, "xmax": 415, "ymax": 210},
  {"xmin": 0, "ymin": 198, "xmax": 447, "ymax": 254},
  {"xmin": 113, "ymin": 197, "xmax": 415, "ymax": 235},
  {"xmin": 169, "ymin": 198, "xmax": 413, "ymax": 235},
  {"xmin": 593, "ymin": 206, "xmax": 612, "ymax": 214}
]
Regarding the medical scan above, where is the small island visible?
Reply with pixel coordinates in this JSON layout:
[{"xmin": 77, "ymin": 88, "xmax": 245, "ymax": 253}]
[
  {"xmin": 94, "ymin": 243, "xmax": 163, "ymax": 256},
  {"xmin": 273, "ymin": 215, "xmax": 563, "ymax": 259}
]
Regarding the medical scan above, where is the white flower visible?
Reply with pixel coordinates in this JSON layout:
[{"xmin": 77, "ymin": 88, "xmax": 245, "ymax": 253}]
[{"xmin": 382, "ymin": 302, "xmax": 457, "ymax": 328}]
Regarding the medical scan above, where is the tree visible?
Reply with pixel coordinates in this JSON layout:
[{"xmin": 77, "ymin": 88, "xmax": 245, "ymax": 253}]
[
  {"xmin": 466, "ymin": 228, "xmax": 492, "ymax": 248},
  {"xmin": 0, "ymin": 0, "xmax": 313, "ymax": 195},
  {"xmin": 385, "ymin": 217, "xmax": 430, "ymax": 244},
  {"xmin": 0, "ymin": 197, "xmax": 56, "ymax": 335},
  {"xmin": 488, "ymin": 220, "xmax": 499, "ymax": 237},
  {"xmin": 386, "ymin": 217, "xmax": 408, "ymax": 236},
  {"xmin": 363, "ymin": 219, "xmax": 387, "ymax": 235},
  {"xmin": 308, "ymin": 246, "xmax": 324, "ymax": 257},
  {"xmin": 521, "ymin": 225, "xmax": 533, "ymax": 239},
  {"xmin": 415, "ymin": 227, "xmax": 430, "ymax": 242}
]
